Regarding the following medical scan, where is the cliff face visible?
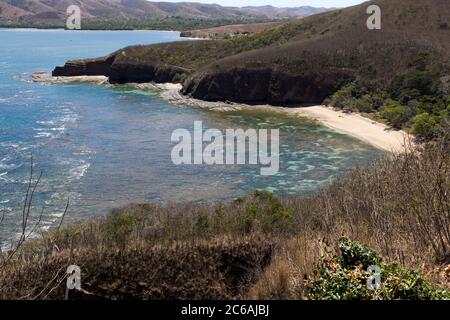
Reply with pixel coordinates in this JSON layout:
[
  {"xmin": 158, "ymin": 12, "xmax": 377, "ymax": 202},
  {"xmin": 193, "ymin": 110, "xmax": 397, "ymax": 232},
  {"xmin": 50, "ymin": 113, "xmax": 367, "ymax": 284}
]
[
  {"xmin": 182, "ymin": 67, "xmax": 353, "ymax": 105},
  {"xmin": 109, "ymin": 62, "xmax": 187, "ymax": 84},
  {"xmin": 52, "ymin": 55, "xmax": 115, "ymax": 77},
  {"xmin": 52, "ymin": 54, "xmax": 189, "ymax": 84}
]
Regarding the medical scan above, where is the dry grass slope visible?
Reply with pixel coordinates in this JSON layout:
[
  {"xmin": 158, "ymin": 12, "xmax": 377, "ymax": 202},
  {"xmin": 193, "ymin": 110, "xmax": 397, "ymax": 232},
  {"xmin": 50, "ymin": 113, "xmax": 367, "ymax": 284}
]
[{"xmin": 1, "ymin": 134, "xmax": 449, "ymax": 299}]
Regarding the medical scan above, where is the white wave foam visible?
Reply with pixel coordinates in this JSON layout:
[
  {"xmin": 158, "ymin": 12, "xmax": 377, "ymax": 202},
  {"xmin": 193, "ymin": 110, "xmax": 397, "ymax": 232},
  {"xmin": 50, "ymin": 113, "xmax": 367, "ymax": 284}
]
[
  {"xmin": 0, "ymin": 156, "xmax": 22, "ymax": 171},
  {"xmin": 34, "ymin": 132, "xmax": 54, "ymax": 139},
  {"xmin": 68, "ymin": 163, "xmax": 90, "ymax": 181},
  {"xmin": 36, "ymin": 120, "xmax": 55, "ymax": 126}
]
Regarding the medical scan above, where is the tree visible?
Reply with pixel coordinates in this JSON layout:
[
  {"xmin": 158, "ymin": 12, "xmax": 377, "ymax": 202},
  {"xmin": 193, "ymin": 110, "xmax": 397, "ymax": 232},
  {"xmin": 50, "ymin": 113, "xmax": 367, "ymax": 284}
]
[
  {"xmin": 381, "ymin": 102, "xmax": 410, "ymax": 129},
  {"xmin": 412, "ymin": 112, "xmax": 438, "ymax": 140}
]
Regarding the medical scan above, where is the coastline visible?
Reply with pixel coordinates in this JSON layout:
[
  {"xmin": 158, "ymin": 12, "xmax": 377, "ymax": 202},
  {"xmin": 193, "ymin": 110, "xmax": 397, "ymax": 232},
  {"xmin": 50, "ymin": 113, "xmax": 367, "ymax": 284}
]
[
  {"xmin": 0, "ymin": 26, "xmax": 183, "ymax": 32},
  {"xmin": 291, "ymin": 106, "xmax": 413, "ymax": 153},
  {"xmin": 32, "ymin": 75, "xmax": 413, "ymax": 153},
  {"xmin": 149, "ymin": 82, "xmax": 413, "ymax": 154}
]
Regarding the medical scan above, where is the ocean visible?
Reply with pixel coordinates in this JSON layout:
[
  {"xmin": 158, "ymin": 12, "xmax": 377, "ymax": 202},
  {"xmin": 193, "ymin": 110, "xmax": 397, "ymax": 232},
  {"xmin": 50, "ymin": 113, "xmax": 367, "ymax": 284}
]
[{"xmin": 0, "ymin": 29, "xmax": 382, "ymax": 244}]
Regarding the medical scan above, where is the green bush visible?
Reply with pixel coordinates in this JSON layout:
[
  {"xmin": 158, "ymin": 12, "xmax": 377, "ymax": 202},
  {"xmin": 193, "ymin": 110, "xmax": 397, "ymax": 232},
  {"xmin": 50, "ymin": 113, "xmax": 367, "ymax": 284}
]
[
  {"xmin": 381, "ymin": 102, "xmax": 410, "ymax": 128},
  {"xmin": 239, "ymin": 190, "xmax": 293, "ymax": 233},
  {"xmin": 411, "ymin": 52, "xmax": 429, "ymax": 71},
  {"xmin": 106, "ymin": 212, "xmax": 134, "ymax": 246},
  {"xmin": 327, "ymin": 84, "xmax": 369, "ymax": 111},
  {"xmin": 172, "ymin": 72, "xmax": 188, "ymax": 84},
  {"xmin": 338, "ymin": 238, "xmax": 382, "ymax": 269},
  {"xmin": 194, "ymin": 211, "xmax": 210, "ymax": 234},
  {"xmin": 305, "ymin": 238, "xmax": 450, "ymax": 300},
  {"xmin": 352, "ymin": 94, "xmax": 377, "ymax": 113},
  {"xmin": 412, "ymin": 112, "xmax": 438, "ymax": 140},
  {"xmin": 390, "ymin": 71, "xmax": 435, "ymax": 103}
]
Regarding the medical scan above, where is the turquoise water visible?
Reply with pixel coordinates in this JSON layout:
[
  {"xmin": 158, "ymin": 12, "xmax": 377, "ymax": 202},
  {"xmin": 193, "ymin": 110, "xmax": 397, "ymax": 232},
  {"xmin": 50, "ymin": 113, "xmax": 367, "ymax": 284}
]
[{"xmin": 0, "ymin": 29, "xmax": 382, "ymax": 243}]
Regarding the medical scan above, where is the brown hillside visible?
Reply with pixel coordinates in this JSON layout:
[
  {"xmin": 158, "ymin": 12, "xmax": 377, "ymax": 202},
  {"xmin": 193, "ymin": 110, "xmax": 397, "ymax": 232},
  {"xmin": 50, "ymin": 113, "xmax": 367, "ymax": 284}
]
[
  {"xmin": 52, "ymin": 0, "xmax": 450, "ymax": 105},
  {"xmin": 0, "ymin": 0, "xmax": 330, "ymax": 27},
  {"xmin": 182, "ymin": 0, "xmax": 450, "ymax": 104},
  {"xmin": 180, "ymin": 21, "xmax": 283, "ymax": 39}
]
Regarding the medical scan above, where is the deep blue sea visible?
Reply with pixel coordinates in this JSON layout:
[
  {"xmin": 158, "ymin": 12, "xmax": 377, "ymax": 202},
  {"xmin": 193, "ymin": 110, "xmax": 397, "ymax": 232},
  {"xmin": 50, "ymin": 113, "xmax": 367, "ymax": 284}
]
[{"xmin": 0, "ymin": 29, "xmax": 382, "ymax": 243}]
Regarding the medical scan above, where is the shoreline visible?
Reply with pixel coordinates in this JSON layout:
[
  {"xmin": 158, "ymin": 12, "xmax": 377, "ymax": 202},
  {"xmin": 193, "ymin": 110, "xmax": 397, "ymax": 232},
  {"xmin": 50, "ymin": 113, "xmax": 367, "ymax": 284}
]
[
  {"xmin": 0, "ymin": 27, "xmax": 182, "ymax": 32},
  {"xmin": 32, "ymin": 74, "xmax": 413, "ymax": 153},
  {"xmin": 291, "ymin": 106, "xmax": 412, "ymax": 153},
  {"xmin": 148, "ymin": 83, "xmax": 413, "ymax": 153}
]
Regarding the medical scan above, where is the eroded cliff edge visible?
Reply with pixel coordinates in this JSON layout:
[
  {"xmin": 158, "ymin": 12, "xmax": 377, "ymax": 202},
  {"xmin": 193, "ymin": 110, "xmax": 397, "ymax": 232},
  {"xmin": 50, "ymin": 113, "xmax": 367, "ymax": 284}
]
[{"xmin": 52, "ymin": 48, "xmax": 190, "ymax": 84}]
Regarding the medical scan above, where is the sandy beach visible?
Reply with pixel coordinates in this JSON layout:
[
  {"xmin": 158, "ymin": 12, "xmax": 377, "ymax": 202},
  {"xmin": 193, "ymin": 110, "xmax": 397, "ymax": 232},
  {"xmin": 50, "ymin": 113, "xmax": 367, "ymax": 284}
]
[
  {"xmin": 291, "ymin": 106, "xmax": 413, "ymax": 153},
  {"xmin": 32, "ymin": 75, "xmax": 413, "ymax": 153},
  {"xmin": 152, "ymin": 82, "xmax": 414, "ymax": 153}
]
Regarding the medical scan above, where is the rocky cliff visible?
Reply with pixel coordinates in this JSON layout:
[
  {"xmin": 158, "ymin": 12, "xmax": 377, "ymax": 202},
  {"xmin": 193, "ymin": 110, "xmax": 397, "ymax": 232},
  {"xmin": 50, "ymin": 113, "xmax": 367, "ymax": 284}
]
[
  {"xmin": 52, "ymin": 51, "xmax": 189, "ymax": 85},
  {"xmin": 182, "ymin": 66, "xmax": 353, "ymax": 105},
  {"xmin": 52, "ymin": 55, "xmax": 115, "ymax": 77}
]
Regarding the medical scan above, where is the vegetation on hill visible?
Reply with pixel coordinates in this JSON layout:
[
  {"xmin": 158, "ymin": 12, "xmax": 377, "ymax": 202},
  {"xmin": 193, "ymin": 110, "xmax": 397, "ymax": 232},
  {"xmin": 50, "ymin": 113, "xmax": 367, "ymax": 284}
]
[
  {"xmin": 0, "ymin": 0, "xmax": 331, "ymax": 30},
  {"xmin": 53, "ymin": 0, "xmax": 450, "ymax": 141},
  {"xmin": 179, "ymin": 21, "xmax": 284, "ymax": 40},
  {"xmin": 1, "ymin": 133, "xmax": 448, "ymax": 299},
  {"xmin": 325, "ymin": 65, "xmax": 450, "ymax": 140},
  {"xmin": 0, "ymin": 16, "xmax": 278, "ymax": 31},
  {"xmin": 181, "ymin": 0, "xmax": 450, "ymax": 111}
]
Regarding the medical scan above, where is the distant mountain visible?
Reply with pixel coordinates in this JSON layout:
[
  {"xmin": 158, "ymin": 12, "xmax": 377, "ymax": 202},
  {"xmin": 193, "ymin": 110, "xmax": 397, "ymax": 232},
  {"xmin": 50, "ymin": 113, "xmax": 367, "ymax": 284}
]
[
  {"xmin": 240, "ymin": 5, "xmax": 335, "ymax": 18},
  {"xmin": 0, "ymin": 0, "xmax": 332, "ymax": 29}
]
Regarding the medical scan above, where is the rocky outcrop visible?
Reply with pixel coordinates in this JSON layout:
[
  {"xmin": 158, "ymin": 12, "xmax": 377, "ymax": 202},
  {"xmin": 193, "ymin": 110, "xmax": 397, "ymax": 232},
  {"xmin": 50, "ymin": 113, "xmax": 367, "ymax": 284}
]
[
  {"xmin": 52, "ymin": 54, "xmax": 189, "ymax": 85},
  {"xmin": 109, "ymin": 62, "xmax": 188, "ymax": 84},
  {"xmin": 52, "ymin": 55, "xmax": 116, "ymax": 77},
  {"xmin": 182, "ymin": 67, "xmax": 354, "ymax": 105}
]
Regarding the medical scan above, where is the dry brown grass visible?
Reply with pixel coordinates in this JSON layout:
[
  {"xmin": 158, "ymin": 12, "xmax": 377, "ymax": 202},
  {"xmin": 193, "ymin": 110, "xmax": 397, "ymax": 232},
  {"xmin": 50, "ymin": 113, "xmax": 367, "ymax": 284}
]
[
  {"xmin": 0, "ymin": 134, "xmax": 448, "ymax": 299},
  {"xmin": 0, "ymin": 235, "xmax": 275, "ymax": 300},
  {"xmin": 247, "ymin": 233, "xmax": 328, "ymax": 300}
]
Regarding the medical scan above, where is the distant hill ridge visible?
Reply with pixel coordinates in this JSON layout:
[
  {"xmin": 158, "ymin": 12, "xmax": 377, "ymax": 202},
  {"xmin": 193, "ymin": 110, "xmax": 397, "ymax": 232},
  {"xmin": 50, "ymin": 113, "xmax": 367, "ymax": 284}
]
[{"xmin": 0, "ymin": 0, "xmax": 332, "ymax": 28}]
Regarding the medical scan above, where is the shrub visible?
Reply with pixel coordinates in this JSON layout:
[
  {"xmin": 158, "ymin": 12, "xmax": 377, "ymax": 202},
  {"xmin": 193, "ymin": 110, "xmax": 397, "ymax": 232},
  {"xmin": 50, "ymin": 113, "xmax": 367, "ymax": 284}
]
[
  {"xmin": 352, "ymin": 94, "xmax": 376, "ymax": 113},
  {"xmin": 305, "ymin": 238, "xmax": 450, "ymax": 300},
  {"xmin": 390, "ymin": 71, "xmax": 435, "ymax": 103},
  {"xmin": 239, "ymin": 190, "xmax": 293, "ymax": 233},
  {"xmin": 338, "ymin": 238, "xmax": 381, "ymax": 269},
  {"xmin": 412, "ymin": 112, "xmax": 438, "ymax": 140},
  {"xmin": 194, "ymin": 211, "xmax": 210, "ymax": 235},
  {"xmin": 327, "ymin": 84, "xmax": 368, "ymax": 111},
  {"xmin": 411, "ymin": 52, "xmax": 429, "ymax": 71},
  {"xmin": 381, "ymin": 102, "xmax": 410, "ymax": 128},
  {"xmin": 106, "ymin": 211, "xmax": 134, "ymax": 246},
  {"xmin": 172, "ymin": 72, "xmax": 188, "ymax": 83}
]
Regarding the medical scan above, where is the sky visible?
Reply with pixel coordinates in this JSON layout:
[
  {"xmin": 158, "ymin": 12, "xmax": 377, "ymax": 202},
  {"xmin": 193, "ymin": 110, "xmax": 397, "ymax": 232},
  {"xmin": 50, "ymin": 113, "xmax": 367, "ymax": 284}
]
[{"xmin": 156, "ymin": 0, "xmax": 367, "ymax": 8}]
